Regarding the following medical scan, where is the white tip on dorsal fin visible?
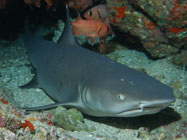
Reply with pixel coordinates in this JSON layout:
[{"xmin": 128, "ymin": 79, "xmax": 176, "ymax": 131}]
[{"xmin": 58, "ymin": 2, "xmax": 76, "ymax": 46}]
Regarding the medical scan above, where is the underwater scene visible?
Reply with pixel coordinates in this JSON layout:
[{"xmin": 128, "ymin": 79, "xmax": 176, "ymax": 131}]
[{"xmin": 0, "ymin": 0, "xmax": 186, "ymax": 139}]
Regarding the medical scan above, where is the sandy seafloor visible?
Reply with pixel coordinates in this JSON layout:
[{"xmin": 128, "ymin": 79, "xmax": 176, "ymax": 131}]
[{"xmin": 0, "ymin": 34, "xmax": 186, "ymax": 140}]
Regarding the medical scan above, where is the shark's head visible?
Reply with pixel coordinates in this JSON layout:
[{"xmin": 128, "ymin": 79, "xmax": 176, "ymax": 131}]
[{"xmin": 79, "ymin": 66, "xmax": 175, "ymax": 117}]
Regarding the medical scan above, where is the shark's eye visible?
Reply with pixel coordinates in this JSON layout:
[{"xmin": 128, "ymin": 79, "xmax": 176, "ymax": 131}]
[{"xmin": 117, "ymin": 94, "xmax": 125, "ymax": 101}]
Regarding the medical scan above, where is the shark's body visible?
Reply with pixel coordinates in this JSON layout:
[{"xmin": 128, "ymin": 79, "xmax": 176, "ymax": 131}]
[{"xmin": 22, "ymin": 4, "xmax": 175, "ymax": 117}]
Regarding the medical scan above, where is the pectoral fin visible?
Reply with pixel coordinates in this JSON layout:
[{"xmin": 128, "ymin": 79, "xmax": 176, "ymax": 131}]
[{"xmin": 19, "ymin": 67, "xmax": 40, "ymax": 89}]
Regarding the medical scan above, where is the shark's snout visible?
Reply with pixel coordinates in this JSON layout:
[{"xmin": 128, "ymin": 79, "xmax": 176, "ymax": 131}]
[
  {"xmin": 116, "ymin": 97, "xmax": 175, "ymax": 117},
  {"xmin": 139, "ymin": 98, "xmax": 175, "ymax": 112}
]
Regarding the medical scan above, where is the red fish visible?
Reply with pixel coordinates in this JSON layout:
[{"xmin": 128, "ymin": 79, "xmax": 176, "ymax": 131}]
[
  {"xmin": 83, "ymin": 4, "xmax": 108, "ymax": 21},
  {"xmin": 71, "ymin": 16, "xmax": 111, "ymax": 42},
  {"xmin": 71, "ymin": 16, "xmax": 111, "ymax": 52}
]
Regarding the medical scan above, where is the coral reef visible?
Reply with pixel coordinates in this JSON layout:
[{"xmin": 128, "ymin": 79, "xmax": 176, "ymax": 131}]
[
  {"xmin": 172, "ymin": 50, "xmax": 187, "ymax": 69},
  {"xmin": 21, "ymin": 0, "xmax": 186, "ymax": 59},
  {"xmin": 0, "ymin": 95, "xmax": 77, "ymax": 139},
  {"xmin": 107, "ymin": 0, "xmax": 186, "ymax": 58}
]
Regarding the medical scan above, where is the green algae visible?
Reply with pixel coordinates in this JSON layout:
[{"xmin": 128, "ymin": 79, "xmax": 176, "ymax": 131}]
[{"xmin": 51, "ymin": 106, "xmax": 94, "ymax": 131}]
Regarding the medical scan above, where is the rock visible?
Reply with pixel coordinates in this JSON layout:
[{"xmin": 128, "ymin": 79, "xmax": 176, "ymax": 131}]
[
  {"xmin": 106, "ymin": 0, "xmax": 186, "ymax": 58},
  {"xmin": 51, "ymin": 106, "xmax": 94, "ymax": 131}
]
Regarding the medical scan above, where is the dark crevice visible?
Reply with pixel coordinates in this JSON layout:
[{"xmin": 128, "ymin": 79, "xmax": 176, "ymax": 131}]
[
  {"xmin": 112, "ymin": 26, "xmax": 164, "ymax": 61},
  {"xmin": 0, "ymin": 0, "xmax": 25, "ymax": 40},
  {"xmin": 0, "ymin": 0, "xmax": 66, "ymax": 40},
  {"xmin": 127, "ymin": 0, "xmax": 158, "ymax": 27}
]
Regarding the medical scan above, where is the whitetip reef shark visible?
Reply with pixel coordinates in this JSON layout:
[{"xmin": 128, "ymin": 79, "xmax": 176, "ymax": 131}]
[{"xmin": 21, "ymin": 3, "xmax": 175, "ymax": 117}]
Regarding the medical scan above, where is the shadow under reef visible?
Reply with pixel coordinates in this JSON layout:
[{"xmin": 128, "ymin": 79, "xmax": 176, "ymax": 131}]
[
  {"xmin": 79, "ymin": 28, "xmax": 147, "ymax": 56},
  {"xmin": 84, "ymin": 107, "xmax": 180, "ymax": 131}
]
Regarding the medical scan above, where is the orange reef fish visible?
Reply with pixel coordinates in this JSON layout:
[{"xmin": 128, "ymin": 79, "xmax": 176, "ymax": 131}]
[
  {"xmin": 71, "ymin": 16, "xmax": 111, "ymax": 46},
  {"xmin": 83, "ymin": 4, "xmax": 108, "ymax": 21}
]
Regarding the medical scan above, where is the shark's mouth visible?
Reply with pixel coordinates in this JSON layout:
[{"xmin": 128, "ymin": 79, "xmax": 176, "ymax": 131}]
[
  {"xmin": 117, "ymin": 99, "xmax": 175, "ymax": 117},
  {"xmin": 117, "ymin": 106, "xmax": 163, "ymax": 117}
]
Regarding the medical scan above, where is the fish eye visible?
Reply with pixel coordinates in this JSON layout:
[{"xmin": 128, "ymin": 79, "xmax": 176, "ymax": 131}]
[
  {"xmin": 117, "ymin": 94, "xmax": 125, "ymax": 101},
  {"xmin": 88, "ymin": 11, "xmax": 92, "ymax": 16}
]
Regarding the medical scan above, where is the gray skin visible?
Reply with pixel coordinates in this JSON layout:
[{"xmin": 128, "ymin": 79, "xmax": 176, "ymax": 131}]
[{"xmin": 22, "ymin": 4, "xmax": 175, "ymax": 117}]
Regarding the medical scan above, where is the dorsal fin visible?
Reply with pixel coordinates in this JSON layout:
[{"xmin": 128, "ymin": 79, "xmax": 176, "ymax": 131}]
[{"xmin": 59, "ymin": 2, "xmax": 76, "ymax": 46}]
